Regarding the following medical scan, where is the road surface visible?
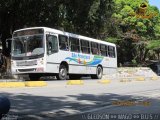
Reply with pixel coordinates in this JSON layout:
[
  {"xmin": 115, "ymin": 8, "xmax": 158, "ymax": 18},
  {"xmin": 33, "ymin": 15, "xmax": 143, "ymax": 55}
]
[{"xmin": 0, "ymin": 78, "xmax": 160, "ymax": 120}]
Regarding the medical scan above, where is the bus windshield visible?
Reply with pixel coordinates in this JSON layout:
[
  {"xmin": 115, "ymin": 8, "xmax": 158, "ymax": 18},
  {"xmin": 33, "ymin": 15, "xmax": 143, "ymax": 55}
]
[{"xmin": 12, "ymin": 34, "xmax": 44, "ymax": 57}]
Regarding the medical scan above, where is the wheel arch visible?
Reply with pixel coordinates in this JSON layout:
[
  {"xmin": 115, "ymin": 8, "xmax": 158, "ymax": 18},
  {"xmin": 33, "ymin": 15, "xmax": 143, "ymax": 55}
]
[
  {"xmin": 97, "ymin": 64, "xmax": 103, "ymax": 71},
  {"xmin": 60, "ymin": 61, "xmax": 69, "ymax": 73}
]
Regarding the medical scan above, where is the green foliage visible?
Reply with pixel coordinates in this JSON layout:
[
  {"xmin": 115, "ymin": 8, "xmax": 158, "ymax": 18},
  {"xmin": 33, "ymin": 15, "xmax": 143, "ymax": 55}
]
[
  {"xmin": 146, "ymin": 40, "xmax": 160, "ymax": 50},
  {"xmin": 113, "ymin": 0, "xmax": 159, "ymax": 37},
  {"xmin": 131, "ymin": 59, "xmax": 137, "ymax": 65},
  {"xmin": 0, "ymin": 0, "xmax": 115, "ymax": 39},
  {"xmin": 112, "ymin": 0, "xmax": 160, "ymax": 64},
  {"xmin": 0, "ymin": 0, "xmax": 160, "ymax": 63},
  {"xmin": 106, "ymin": 37, "xmax": 119, "ymax": 43},
  {"xmin": 136, "ymin": 22, "xmax": 147, "ymax": 32}
]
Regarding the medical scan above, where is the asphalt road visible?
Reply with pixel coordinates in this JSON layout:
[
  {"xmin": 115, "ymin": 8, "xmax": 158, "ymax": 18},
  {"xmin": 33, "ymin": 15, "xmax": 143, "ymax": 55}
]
[{"xmin": 0, "ymin": 78, "xmax": 160, "ymax": 120}]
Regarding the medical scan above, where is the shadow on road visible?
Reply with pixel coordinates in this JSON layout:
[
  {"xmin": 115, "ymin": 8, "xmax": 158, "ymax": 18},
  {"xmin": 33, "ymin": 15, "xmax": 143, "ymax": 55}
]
[{"xmin": 0, "ymin": 92, "xmax": 160, "ymax": 120}]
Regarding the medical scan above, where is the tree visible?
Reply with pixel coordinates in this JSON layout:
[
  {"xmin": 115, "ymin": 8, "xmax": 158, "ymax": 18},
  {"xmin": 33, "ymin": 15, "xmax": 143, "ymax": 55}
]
[
  {"xmin": 146, "ymin": 40, "xmax": 160, "ymax": 60},
  {"xmin": 0, "ymin": 0, "xmax": 115, "ymax": 56},
  {"xmin": 109, "ymin": 0, "xmax": 160, "ymax": 65}
]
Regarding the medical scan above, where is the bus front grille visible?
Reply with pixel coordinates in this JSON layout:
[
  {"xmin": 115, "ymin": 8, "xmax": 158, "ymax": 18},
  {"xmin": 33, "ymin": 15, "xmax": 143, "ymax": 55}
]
[
  {"xmin": 16, "ymin": 60, "xmax": 37, "ymax": 66},
  {"xmin": 18, "ymin": 68, "xmax": 35, "ymax": 72}
]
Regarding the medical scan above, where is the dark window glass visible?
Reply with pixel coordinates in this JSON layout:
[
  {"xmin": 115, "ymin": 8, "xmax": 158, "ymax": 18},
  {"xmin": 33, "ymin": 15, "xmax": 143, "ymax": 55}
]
[
  {"xmin": 59, "ymin": 35, "xmax": 69, "ymax": 51},
  {"xmin": 91, "ymin": 42, "xmax": 99, "ymax": 55},
  {"xmin": 69, "ymin": 37, "xmax": 80, "ymax": 52},
  {"xmin": 108, "ymin": 46, "xmax": 115, "ymax": 58},
  {"xmin": 80, "ymin": 40, "xmax": 90, "ymax": 54},
  {"xmin": 46, "ymin": 35, "xmax": 58, "ymax": 54},
  {"xmin": 100, "ymin": 44, "xmax": 108, "ymax": 56}
]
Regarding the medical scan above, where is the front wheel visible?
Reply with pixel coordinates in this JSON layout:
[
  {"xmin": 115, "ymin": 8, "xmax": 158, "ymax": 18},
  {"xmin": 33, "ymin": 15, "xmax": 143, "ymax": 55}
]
[
  {"xmin": 91, "ymin": 66, "xmax": 103, "ymax": 79},
  {"xmin": 56, "ymin": 65, "xmax": 68, "ymax": 80}
]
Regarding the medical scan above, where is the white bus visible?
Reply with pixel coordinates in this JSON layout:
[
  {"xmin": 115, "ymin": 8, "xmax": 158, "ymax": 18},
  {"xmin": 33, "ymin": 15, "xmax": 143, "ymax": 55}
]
[{"xmin": 11, "ymin": 27, "xmax": 117, "ymax": 80}]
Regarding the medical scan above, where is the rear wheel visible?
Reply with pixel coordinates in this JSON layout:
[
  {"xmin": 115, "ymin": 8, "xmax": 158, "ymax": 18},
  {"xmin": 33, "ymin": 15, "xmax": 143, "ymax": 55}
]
[
  {"xmin": 91, "ymin": 66, "xmax": 103, "ymax": 79},
  {"xmin": 56, "ymin": 64, "xmax": 68, "ymax": 80}
]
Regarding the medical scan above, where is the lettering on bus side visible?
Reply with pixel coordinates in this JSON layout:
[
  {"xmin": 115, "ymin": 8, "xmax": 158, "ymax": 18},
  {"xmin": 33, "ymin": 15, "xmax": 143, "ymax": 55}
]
[{"xmin": 72, "ymin": 53, "xmax": 90, "ymax": 60}]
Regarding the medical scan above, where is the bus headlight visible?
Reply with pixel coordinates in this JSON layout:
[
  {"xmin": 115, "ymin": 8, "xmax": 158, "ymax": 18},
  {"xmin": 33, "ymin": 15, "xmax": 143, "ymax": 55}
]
[
  {"xmin": 40, "ymin": 60, "xmax": 44, "ymax": 64},
  {"xmin": 38, "ymin": 58, "xmax": 44, "ymax": 65}
]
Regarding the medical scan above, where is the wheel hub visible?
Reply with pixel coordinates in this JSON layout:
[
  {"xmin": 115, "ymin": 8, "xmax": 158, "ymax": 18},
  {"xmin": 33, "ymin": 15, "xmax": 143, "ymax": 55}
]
[
  {"xmin": 97, "ymin": 68, "xmax": 102, "ymax": 77},
  {"xmin": 60, "ymin": 69, "xmax": 66, "ymax": 77}
]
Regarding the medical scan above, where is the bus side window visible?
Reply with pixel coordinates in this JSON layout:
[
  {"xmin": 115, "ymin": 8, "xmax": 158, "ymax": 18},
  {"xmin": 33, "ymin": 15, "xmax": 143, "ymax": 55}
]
[
  {"xmin": 59, "ymin": 35, "xmax": 69, "ymax": 51},
  {"xmin": 108, "ymin": 46, "xmax": 115, "ymax": 58},
  {"xmin": 91, "ymin": 42, "xmax": 99, "ymax": 55},
  {"xmin": 105, "ymin": 45, "xmax": 108, "ymax": 56},
  {"xmin": 46, "ymin": 35, "xmax": 58, "ymax": 54},
  {"xmin": 100, "ymin": 44, "xmax": 108, "ymax": 56},
  {"xmin": 80, "ymin": 40, "xmax": 90, "ymax": 54},
  {"xmin": 69, "ymin": 37, "xmax": 80, "ymax": 52}
]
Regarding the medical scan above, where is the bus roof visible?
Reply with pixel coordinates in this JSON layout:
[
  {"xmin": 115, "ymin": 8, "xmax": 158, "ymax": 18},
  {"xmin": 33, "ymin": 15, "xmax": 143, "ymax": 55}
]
[{"xmin": 13, "ymin": 27, "xmax": 116, "ymax": 47}]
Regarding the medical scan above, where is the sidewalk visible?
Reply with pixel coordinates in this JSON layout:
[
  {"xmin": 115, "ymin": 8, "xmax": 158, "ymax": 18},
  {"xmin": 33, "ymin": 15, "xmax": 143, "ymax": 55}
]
[{"xmin": 102, "ymin": 67, "xmax": 159, "ymax": 82}]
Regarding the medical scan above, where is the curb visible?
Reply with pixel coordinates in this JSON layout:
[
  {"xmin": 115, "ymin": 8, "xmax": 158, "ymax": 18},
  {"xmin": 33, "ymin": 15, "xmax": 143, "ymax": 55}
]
[
  {"xmin": 151, "ymin": 76, "xmax": 158, "ymax": 80},
  {"xmin": 0, "ymin": 82, "xmax": 25, "ymax": 88},
  {"xmin": 0, "ymin": 81, "xmax": 47, "ymax": 88},
  {"xmin": 67, "ymin": 80, "xmax": 84, "ymax": 85},
  {"xmin": 136, "ymin": 76, "xmax": 145, "ymax": 81},
  {"xmin": 98, "ymin": 80, "xmax": 111, "ymax": 84},
  {"xmin": 120, "ymin": 79, "xmax": 131, "ymax": 82},
  {"xmin": 25, "ymin": 81, "xmax": 47, "ymax": 87}
]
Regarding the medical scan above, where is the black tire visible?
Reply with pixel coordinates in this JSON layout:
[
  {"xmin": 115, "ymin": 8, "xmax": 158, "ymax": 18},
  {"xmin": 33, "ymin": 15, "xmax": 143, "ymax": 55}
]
[
  {"xmin": 91, "ymin": 66, "xmax": 103, "ymax": 79},
  {"xmin": 29, "ymin": 74, "xmax": 41, "ymax": 80},
  {"xmin": 56, "ymin": 64, "xmax": 68, "ymax": 80},
  {"xmin": 69, "ymin": 74, "xmax": 81, "ymax": 80}
]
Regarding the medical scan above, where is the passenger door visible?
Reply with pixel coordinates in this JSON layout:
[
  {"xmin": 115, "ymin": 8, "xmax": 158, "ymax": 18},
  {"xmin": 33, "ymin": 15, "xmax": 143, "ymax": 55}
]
[{"xmin": 46, "ymin": 34, "xmax": 59, "ymax": 73}]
